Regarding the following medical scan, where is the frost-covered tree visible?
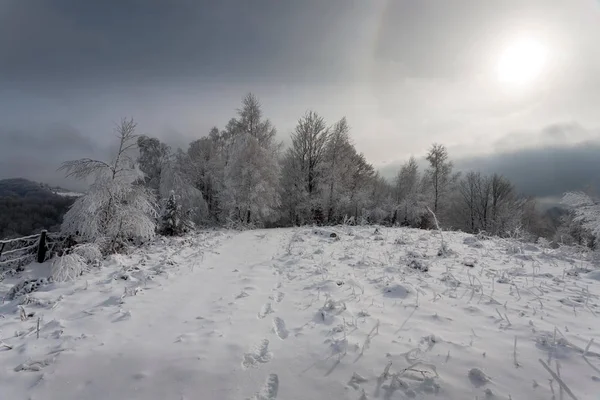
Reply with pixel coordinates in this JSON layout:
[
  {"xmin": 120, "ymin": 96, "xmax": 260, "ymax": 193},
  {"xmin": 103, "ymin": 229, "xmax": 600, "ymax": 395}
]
[
  {"xmin": 322, "ymin": 117, "xmax": 354, "ymax": 223},
  {"xmin": 553, "ymin": 211, "xmax": 591, "ymax": 247},
  {"xmin": 365, "ymin": 173, "xmax": 394, "ymax": 224},
  {"xmin": 346, "ymin": 152, "xmax": 375, "ymax": 222},
  {"xmin": 425, "ymin": 144, "xmax": 457, "ymax": 215},
  {"xmin": 279, "ymin": 150, "xmax": 309, "ymax": 225},
  {"xmin": 220, "ymin": 94, "xmax": 281, "ymax": 225},
  {"xmin": 60, "ymin": 119, "xmax": 158, "ymax": 252},
  {"xmin": 137, "ymin": 135, "xmax": 170, "ymax": 192},
  {"xmin": 185, "ymin": 128, "xmax": 225, "ymax": 222},
  {"xmin": 235, "ymin": 93, "xmax": 277, "ymax": 146},
  {"xmin": 562, "ymin": 192, "xmax": 600, "ymax": 241},
  {"xmin": 283, "ymin": 111, "xmax": 330, "ymax": 223},
  {"xmin": 223, "ymin": 134, "xmax": 280, "ymax": 225},
  {"xmin": 489, "ymin": 174, "xmax": 519, "ymax": 235},
  {"xmin": 393, "ymin": 157, "xmax": 426, "ymax": 226},
  {"xmin": 453, "ymin": 172, "xmax": 521, "ymax": 235},
  {"xmin": 160, "ymin": 149, "xmax": 208, "ymax": 227}
]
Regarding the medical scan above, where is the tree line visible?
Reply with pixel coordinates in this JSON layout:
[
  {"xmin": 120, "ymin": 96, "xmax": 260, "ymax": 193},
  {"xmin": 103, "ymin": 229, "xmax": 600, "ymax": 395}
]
[
  {"xmin": 0, "ymin": 179, "xmax": 75, "ymax": 239},
  {"xmin": 58, "ymin": 93, "xmax": 595, "ymax": 251}
]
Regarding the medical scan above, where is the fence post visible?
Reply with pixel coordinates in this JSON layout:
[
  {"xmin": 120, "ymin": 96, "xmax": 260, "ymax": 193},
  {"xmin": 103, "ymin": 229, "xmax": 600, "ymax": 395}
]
[{"xmin": 37, "ymin": 230, "xmax": 47, "ymax": 263}]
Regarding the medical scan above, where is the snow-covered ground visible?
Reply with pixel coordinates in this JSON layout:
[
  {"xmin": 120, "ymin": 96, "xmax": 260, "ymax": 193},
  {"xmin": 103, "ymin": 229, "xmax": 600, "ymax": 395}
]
[{"xmin": 1, "ymin": 227, "xmax": 599, "ymax": 400}]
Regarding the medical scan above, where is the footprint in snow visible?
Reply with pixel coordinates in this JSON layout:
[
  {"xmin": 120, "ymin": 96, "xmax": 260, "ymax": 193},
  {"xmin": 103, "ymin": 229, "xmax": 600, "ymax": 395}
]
[
  {"xmin": 258, "ymin": 303, "xmax": 274, "ymax": 319},
  {"xmin": 270, "ymin": 292, "xmax": 285, "ymax": 303},
  {"xmin": 468, "ymin": 368, "xmax": 490, "ymax": 387},
  {"xmin": 113, "ymin": 310, "xmax": 132, "ymax": 322},
  {"xmin": 272, "ymin": 317, "xmax": 289, "ymax": 340},
  {"xmin": 236, "ymin": 290, "xmax": 250, "ymax": 299},
  {"xmin": 249, "ymin": 374, "xmax": 279, "ymax": 400},
  {"xmin": 242, "ymin": 339, "xmax": 272, "ymax": 369}
]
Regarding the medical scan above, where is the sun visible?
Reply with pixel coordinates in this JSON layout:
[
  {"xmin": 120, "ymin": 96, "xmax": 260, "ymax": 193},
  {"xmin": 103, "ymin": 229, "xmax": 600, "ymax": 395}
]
[{"xmin": 496, "ymin": 37, "xmax": 547, "ymax": 86}]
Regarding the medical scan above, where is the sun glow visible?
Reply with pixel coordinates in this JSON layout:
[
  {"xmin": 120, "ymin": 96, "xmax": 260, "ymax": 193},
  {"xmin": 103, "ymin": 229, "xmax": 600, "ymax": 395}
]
[{"xmin": 496, "ymin": 37, "xmax": 547, "ymax": 86}]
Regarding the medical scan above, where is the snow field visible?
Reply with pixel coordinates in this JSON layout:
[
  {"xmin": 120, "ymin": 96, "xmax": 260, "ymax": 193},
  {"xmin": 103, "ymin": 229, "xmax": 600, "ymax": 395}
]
[{"xmin": 0, "ymin": 226, "xmax": 599, "ymax": 399}]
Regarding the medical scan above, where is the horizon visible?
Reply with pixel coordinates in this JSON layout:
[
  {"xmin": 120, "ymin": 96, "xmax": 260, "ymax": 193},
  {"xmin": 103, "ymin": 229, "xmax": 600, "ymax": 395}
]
[{"xmin": 1, "ymin": 1, "xmax": 599, "ymax": 199}]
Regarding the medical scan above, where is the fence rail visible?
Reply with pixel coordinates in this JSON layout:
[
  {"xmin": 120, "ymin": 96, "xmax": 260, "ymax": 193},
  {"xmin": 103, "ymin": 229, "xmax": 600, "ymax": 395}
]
[{"xmin": 0, "ymin": 231, "xmax": 62, "ymax": 274}]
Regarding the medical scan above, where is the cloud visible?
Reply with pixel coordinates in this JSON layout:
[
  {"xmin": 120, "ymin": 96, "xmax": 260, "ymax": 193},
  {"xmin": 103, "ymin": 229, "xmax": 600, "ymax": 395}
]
[
  {"xmin": 455, "ymin": 141, "xmax": 600, "ymax": 198},
  {"xmin": 0, "ymin": 0, "xmax": 374, "ymax": 89},
  {"xmin": 1, "ymin": 0, "xmax": 599, "ymax": 197},
  {"xmin": 491, "ymin": 122, "xmax": 600, "ymax": 153},
  {"xmin": 379, "ymin": 123, "xmax": 600, "ymax": 199},
  {"xmin": 0, "ymin": 124, "xmax": 108, "ymax": 189}
]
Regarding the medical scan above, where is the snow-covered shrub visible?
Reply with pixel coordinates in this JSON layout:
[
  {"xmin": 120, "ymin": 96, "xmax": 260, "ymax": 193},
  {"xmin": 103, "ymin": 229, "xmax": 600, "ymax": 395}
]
[
  {"xmin": 313, "ymin": 229, "xmax": 338, "ymax": 238},
  {"xmin": 563, "ymin": 192, "xmax": 600, "ymax": 244},
  {"xmin": 6, "ymin": 278, "xmax": 51, "ymax": 300},
  {"xmin": 536, "ymin": 237, "xmax": 551, "ymax": 250},
  {"xmin": 463, "ymin": 236, "xmax": 483, "ymax": 248},
  {"xmin": 59, "ymin": 119, "xmax": 158, "ymax": 254},
  {"xmin": 71, "ymin": 243, "xmax": 102, "ymax": 265},
  {"xmin": 224, "ymin": 218, "xmax": 255, "ymax": 231},
  {"xmin": 51, "ymin": 253, "xmax": 88, "ymax": 282}
]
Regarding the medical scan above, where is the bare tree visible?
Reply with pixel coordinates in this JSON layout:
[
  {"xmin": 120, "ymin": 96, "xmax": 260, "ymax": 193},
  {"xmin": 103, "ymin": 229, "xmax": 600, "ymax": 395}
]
[
  {"xmin": 475, "ymin": 174, "xmax": 492, "ymax": 232},
  {"xmin": 490, "ymin": 174, "xmax": 515, "ymax": 234},
  {"xmin": 457, "ymin": 171, "xmax": 480, "ymax": 232}
]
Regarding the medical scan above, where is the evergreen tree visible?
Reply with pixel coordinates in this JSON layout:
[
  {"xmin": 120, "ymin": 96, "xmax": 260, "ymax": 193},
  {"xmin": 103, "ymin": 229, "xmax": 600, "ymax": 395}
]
[{"xmin": 160, "ymin": 191, "xmax": 186, "ymax": 236}]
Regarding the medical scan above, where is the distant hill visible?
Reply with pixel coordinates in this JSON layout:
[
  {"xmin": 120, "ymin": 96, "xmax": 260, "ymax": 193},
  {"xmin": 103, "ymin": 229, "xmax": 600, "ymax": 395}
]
[{"xmin": 0, "ymin": 178, "xmax": 77, "ymax": 239}]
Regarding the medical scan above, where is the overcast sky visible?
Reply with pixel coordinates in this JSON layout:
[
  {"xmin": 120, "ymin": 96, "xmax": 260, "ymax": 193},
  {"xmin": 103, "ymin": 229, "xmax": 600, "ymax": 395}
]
[{"xmin": 1, "ymin": 0, "xmax": 599, "ymax": 196}]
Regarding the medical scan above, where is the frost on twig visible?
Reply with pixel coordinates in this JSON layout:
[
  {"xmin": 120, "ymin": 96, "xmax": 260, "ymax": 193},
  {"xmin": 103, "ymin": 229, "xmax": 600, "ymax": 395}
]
[
  {"xmin": 426, "ymin": 207, "xmax": 450, "ymax": 257},
  {"xmin": 539, "ymin": 359, "xmax": 579, "ymax": 400}
]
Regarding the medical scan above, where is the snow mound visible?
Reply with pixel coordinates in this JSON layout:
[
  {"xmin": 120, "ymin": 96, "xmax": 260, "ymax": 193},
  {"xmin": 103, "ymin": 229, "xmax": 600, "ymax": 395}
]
[
  {"xmin": 382, "ymin": 283, "xmax": 412, "ymax": 298},
  {"xmin": 587, "ymin": 269, "xmax": 600, "ymax": 281}
]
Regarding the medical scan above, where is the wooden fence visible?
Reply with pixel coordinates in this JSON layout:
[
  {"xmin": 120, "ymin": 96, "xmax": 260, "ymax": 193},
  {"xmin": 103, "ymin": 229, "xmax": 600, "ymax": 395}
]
[{"xmin": 0, "ymin": 231, "xmax": 62, "ymax": 274}]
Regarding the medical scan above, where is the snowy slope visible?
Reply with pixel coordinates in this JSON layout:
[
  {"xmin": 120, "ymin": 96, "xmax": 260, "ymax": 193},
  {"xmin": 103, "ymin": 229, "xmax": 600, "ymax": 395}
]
[{"xmin": 1, "ymin": 227, "xmax": 599, "ymax": 400}]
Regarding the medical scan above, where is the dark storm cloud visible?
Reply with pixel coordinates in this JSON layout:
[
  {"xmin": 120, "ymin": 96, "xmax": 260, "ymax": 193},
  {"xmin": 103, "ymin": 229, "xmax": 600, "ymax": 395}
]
[
  {"xmin": 455, "ymin": 142, "xmax": 600, "ymax": 198},
  {"xmin": 380, "ymin": 123, "xmax": 600, "ymax": 199},
  {"xmin": 0, "ymin": 0, "xmax": 370, "ymax": 88}
]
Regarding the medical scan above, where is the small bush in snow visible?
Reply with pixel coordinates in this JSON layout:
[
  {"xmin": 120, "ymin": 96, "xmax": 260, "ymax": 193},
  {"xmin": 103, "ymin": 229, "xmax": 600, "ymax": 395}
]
[
  {"xmin": 409, "ymin": 259, "xmax": 428, "ymax": 272},
  {"xmin": 51, "ymin": 253, "xmax": 88, "ymax": 282},
  {"xmin": 536, "ymin": 237, "xmax": 551, "ymax": 249},
  {"xmin": 71, "ymin": 243, "xmax": 102, "ymax": 265},
  {"xmin": 6, "ymin": 278, "xmax": 51, "ymax": 300},
  {"xmin": 59, "ymin": 119, "xmax": 158, "ymax": 254}
]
